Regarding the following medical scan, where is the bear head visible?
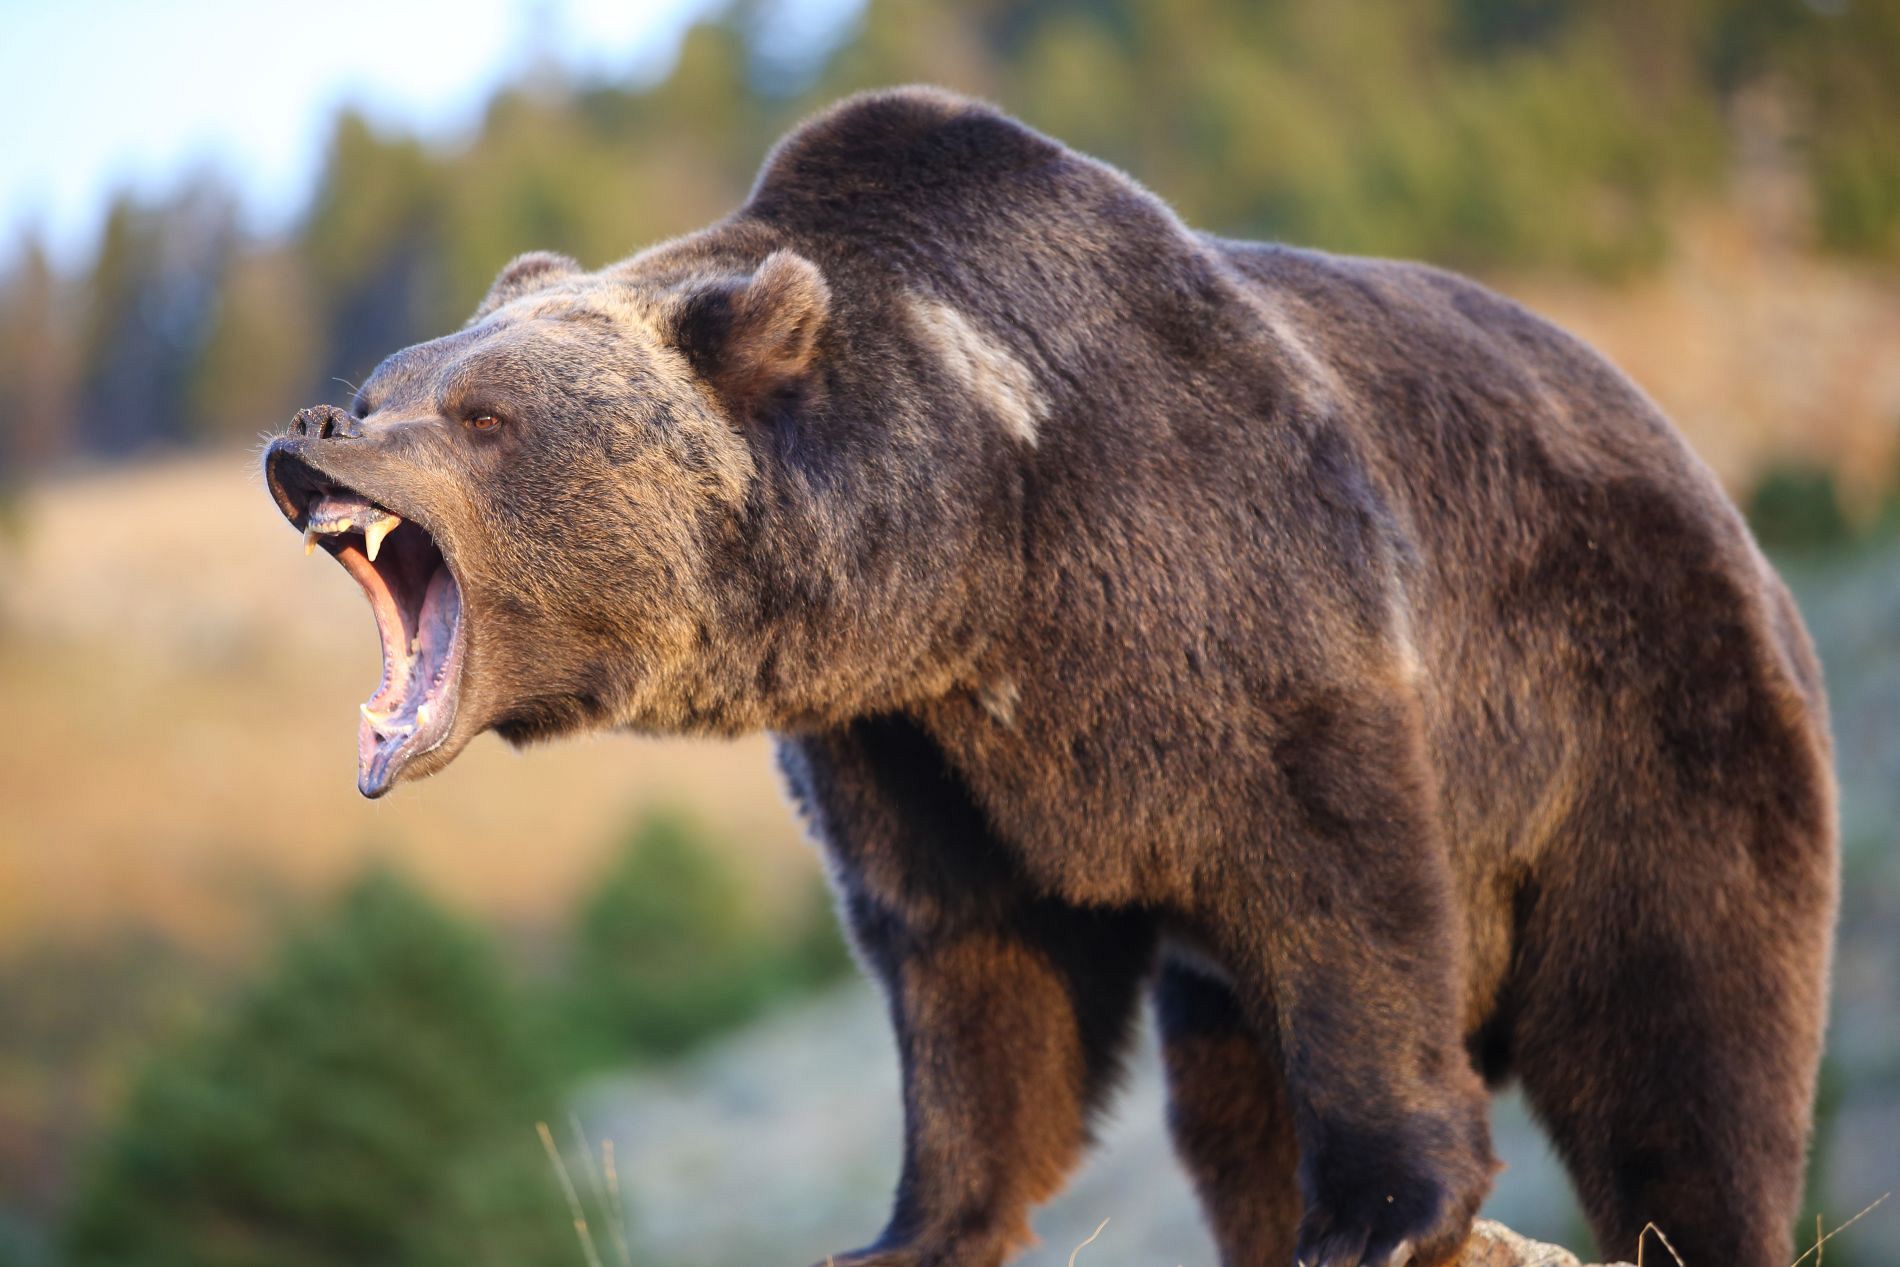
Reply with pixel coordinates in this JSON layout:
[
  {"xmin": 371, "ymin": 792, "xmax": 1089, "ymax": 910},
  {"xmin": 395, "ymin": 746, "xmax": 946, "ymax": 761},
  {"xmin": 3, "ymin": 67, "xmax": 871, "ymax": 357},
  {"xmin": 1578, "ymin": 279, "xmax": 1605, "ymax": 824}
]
[{"xmin": 262, "ymin": 86, "xmax": 1213, "ymax": 796}]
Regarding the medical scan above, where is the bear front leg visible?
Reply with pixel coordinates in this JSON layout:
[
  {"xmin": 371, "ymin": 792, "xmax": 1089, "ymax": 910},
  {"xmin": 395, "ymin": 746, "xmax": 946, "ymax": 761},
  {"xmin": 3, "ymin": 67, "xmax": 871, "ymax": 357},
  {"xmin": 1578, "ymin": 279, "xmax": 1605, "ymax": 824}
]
[
  {"xmin": 779, "ymin": 719, "xmax": 1157, "ymax": 1267},
  {"xmin": 1210, "ymin": 690, "xmax": 1495, "ymax": 1267},
  {"xmin": 828, "ymin": 893, "xmax": 1155, "ymax": 1267}
]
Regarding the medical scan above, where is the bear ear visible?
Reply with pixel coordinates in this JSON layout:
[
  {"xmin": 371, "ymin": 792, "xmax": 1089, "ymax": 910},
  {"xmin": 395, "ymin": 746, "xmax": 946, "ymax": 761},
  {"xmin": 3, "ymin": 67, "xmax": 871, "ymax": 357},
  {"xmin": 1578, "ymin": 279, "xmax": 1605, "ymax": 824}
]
[
  {"xmin": 665, "ymin": 250, "xmax": 830, "ymax": 418},
  {"xmin": 470, "ymin": 250, "xmax": 582, "ymax": 323}
]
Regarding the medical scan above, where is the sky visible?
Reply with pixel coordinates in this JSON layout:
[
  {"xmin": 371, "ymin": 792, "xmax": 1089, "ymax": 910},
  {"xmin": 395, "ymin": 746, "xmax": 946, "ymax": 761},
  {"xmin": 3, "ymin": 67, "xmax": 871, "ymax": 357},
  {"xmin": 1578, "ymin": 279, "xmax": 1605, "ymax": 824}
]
[{"xmin": 0, "ymin": 0, "xmax": 861, "ymax": 270}]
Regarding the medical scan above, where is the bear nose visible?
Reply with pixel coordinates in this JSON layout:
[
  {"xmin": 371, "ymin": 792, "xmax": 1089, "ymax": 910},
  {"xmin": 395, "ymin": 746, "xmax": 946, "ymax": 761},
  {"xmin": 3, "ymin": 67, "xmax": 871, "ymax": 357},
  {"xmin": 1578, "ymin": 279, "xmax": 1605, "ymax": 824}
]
[{"xmin": 286, "ymin": 404, "xmax": 363, "ymax": 440}]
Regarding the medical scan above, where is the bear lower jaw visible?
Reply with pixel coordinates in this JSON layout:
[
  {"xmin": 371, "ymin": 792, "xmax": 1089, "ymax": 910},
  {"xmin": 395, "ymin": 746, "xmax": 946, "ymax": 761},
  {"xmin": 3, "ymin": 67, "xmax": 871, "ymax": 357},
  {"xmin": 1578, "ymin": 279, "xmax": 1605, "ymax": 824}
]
[
  {"xmin": 347, "ymin": 539, "xmax": 464, "ymax": 799},
  {"xmin": 270, "ymin": 471, "xmax": 468, "ymax": 798}
]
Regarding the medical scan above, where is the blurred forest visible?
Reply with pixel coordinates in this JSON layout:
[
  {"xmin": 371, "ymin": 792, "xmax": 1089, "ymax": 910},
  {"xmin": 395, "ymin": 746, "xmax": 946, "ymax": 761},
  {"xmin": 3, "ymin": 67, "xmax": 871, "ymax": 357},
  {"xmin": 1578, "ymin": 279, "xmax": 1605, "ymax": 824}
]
[
  {"xmin": 4, "ymin": 0, "xmax": 1900, "ymax": 1264},
  {"xmin": 4, "ymin": 0, "xmax": 1900, "ymax": 492}
]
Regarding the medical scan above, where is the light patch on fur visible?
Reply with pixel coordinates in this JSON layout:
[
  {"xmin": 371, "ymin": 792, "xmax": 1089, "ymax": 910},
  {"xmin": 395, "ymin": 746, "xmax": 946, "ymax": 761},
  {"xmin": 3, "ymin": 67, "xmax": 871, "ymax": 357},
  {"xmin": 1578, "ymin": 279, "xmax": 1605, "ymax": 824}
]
[
  {"xmin": 1390, "ymin": 604, "xmax": 1425, "ymax": 688},
  {"xmin": 909, "ymin": 298, "xmax": 1048, "ymax": 446},
  {"xmin": 1374, "ymin": 573, "xmax": 1430, "ymax": 703},
  {"xmin": 978, "ymin": 677, "xmax": 1020, "ymax": 726},
  {"xmin": 1235, "ymin": 288, "xmax": 1346, "ymax": 407}
]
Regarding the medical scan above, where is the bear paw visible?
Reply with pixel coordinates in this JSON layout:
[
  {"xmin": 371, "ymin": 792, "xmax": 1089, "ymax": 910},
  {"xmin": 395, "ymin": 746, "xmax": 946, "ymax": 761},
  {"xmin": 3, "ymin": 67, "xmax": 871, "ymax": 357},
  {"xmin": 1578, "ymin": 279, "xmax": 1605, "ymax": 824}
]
[{"xmin": 1293, "ymin": 1109, "xmax": 1494, "ymax": 1267}]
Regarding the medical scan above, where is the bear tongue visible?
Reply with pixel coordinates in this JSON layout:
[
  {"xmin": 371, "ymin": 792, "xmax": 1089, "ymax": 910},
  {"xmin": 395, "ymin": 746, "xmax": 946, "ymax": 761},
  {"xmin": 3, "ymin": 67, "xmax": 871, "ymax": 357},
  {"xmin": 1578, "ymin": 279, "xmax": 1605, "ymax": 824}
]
[{"xmin": 355, "ymin": 560, "xmax": 462, "ymax": 798}]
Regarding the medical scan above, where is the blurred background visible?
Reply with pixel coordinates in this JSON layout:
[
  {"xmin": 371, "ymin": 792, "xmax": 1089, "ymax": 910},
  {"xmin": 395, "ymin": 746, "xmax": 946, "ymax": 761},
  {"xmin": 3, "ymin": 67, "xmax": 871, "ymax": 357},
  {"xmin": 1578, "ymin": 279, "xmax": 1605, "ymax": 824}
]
[{"xmin": 1, "ymin": 0, "xmax": 1897, "ymax": 1263}]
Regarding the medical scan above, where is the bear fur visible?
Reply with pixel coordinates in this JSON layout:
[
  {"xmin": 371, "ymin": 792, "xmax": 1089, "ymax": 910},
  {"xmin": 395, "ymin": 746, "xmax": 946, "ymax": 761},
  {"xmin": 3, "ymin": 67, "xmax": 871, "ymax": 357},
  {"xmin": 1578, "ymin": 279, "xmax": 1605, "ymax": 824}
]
[{"xmin": 264, "ymin": 88, "xmax": 1838, "ymax": 1267}]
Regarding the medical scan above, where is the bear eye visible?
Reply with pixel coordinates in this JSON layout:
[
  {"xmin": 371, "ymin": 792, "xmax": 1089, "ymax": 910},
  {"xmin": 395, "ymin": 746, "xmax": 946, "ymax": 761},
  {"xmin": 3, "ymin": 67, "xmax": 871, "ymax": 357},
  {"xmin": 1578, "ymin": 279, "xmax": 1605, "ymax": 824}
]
[{"xmin": 465, "ymin": 412, "xmax": 502, "ymax": 432}]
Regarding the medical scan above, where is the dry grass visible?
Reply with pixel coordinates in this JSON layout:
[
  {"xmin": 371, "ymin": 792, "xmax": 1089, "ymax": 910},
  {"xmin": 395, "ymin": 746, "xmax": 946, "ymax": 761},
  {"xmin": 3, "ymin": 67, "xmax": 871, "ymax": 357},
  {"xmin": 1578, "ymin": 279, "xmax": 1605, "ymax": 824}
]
[
  {"xmin": 540, "ymin": 1116, "xmax": 636, "ymax": 1267},
  {"xmin": 1067, "ymin": 1217, "xmax": 1109, "ymax": 1267},
  {"xmin": 1786, "ymin": 1193, "xmax": 1891, "ymax": 1267},
  {"xmin": 539, "ymin": 1120, "xmax": 607, "ymax": 1267}
]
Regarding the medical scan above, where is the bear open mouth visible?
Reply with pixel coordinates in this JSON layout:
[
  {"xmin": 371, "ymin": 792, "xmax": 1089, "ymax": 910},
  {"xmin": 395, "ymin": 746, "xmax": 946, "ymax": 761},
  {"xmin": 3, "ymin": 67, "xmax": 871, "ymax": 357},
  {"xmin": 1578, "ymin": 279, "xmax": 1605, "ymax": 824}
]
[{"xmin": 265, "ymin": 450, "xmax": 465, "ymax": 798}]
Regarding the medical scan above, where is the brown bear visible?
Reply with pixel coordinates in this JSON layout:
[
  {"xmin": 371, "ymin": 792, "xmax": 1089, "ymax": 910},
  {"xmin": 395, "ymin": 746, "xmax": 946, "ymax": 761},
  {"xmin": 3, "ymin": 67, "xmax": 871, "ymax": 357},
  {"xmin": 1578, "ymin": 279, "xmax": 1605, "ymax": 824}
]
[{"xmin": 263, "ymin": 88, "xmax": 1837, "ymax": 1267}]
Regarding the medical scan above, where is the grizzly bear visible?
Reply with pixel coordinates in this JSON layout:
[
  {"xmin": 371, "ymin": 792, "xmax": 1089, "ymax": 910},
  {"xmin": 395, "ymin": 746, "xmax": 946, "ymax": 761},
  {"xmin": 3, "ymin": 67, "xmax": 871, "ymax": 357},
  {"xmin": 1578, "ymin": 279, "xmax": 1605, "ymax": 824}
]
[{"xmin": 264, "ymin": 88, "xmax": 1837, "ymax": 1267}]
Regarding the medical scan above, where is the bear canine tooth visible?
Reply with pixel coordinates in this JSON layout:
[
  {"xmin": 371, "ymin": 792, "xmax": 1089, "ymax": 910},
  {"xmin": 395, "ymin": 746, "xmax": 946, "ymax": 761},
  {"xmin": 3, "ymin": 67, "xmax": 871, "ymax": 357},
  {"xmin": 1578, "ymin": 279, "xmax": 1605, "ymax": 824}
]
[
  {"xmin": 364, "ymin": 516, "xmax": 395, "ymax": 562},
  {"xmin": 303, "ymin": 528, "xmax": 319, "ymax": 556}
]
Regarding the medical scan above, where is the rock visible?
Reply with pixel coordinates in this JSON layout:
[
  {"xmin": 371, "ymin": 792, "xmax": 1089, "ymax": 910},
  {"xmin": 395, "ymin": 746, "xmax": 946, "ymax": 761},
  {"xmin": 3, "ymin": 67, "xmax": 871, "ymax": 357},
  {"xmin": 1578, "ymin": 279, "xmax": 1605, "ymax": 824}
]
[{"xmin": 1456, "ymin": 1219, "xmax": 1629, "ymax": 1266}]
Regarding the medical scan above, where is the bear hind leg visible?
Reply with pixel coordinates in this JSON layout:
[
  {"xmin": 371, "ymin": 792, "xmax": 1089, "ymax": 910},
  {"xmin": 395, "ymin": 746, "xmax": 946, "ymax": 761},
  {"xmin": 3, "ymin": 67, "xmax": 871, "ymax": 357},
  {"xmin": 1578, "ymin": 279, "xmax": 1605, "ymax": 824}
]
[{"xmin": 1511, "ymin": 826, "xmax": 1832, "ymax": 1267}]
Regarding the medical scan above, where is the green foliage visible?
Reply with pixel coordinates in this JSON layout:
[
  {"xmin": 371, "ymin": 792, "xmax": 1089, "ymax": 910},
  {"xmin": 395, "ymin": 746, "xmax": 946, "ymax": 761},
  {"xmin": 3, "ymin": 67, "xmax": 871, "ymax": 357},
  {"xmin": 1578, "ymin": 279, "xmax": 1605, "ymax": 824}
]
[
  {"xmin": 72, "ymin": 188, "xmax": 236, "ymax": 455},
  {"xmin": 186, "ymin": 248, "xmax": 320, "ymax": 445},
  {"xmin": 979, "ymin": 0, "xmax": 1718, "ymax": 278},
  {"xmin": 557, "ymin": 810, "xmax": 851, "ymax": 1071},
  {"xmin": 60, "ymin": 871, "xmax": 577, "ymax": 1267},
  {"xmin": 1774, "ymin": 0, "xmax": 1900, "ymax": 256},
  {"xmin": 46, "ymin": 817, "xmax": 850, "ymax": 1266},
  {"xmin": 1747, "ymin": 462, "xmax": 1855, "ymax": 552},
  {"xmin": 0, "ymin": 933, "xmax": 209, "ymax": 1226},
  {"xmin": 5, "ymin": 1, "xmax": 1900, "ymax": 472},
  {"xmin": 1812, "ymin": 116, "xmax": 1900, "ymax": 255}
]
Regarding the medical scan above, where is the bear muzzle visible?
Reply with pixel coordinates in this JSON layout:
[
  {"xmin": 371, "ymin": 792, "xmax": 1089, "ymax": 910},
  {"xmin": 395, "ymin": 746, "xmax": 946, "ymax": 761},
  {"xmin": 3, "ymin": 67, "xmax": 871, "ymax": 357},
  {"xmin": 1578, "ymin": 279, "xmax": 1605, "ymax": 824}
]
[{"xmin": 264, "ymin": 431, "xmax": 468, "ymax": 798}]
